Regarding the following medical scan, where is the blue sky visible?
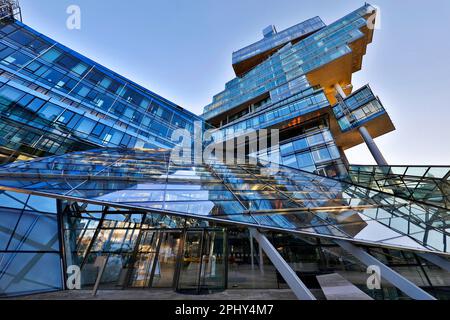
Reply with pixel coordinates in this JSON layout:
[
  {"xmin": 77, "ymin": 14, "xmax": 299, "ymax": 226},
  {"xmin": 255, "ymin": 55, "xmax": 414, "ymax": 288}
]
[{"xmin": 19, "ymin": 0, "xmax": 450, "ymax": 165}]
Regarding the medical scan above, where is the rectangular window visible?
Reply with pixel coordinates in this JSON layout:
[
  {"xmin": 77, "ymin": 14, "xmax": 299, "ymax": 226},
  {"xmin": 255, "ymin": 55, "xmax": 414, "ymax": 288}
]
[
  {"xmin": 57, "ymin": 110, "xmax": 74, "ymax": 124},
  {"xmin": 23, "ymin": 98, "xmax": 45, "ymax": 113},
  {"xmin": 296, "ymin": 152, "xmax": 314, "ymax": 167},
  {"xmin": 76, "ymin": 86, "xmax": 91, "ymax": 97},
  {"xmin": 293, "ymin": 138, "xmax": 308, "ymax": 151},
  {"xmin": 312, "ymin": 148, "xmax": 331, "ymax": 163},
  {"xmin": 29, "ymin": 38, "xmax": 50, "ymax": 53},
  {"xmin": 109, "ymin": 129, "xmax": 124, "ymax": 145},
  {"xmin": 72, "ymin": 63, "xmax": 88, "ymax": 75},
  {"xmin": 74, "ymin": 117, "xmax": 96, "ymax": 134},
  {"xmin": 91, "ymin": 123, "xmax": 106, "ymax": 137},
  {"xmin": 0, "ymin": 86, "xmax": 24, "ymax": 107},
  {"xmin": 280, "ymin": 142, "xmax": 294, "ymax": 156},
  {"xmin": 25, "ymin": 61, "xmax": 42, "ymax": 72},
  {"xmin": 37, "ymin": 103, "xmax": 63, "ymax": 121},
  {"xmin": 283, "ymin": 155, "xmax": 298, "ymax": 168},
  {"xmin": 41, "ymin": 48, "xmax": 62, "ymax": 63},
  {"xmin": 56, "ymin": 55, "xmax": 78, "ymax": 70},
  {"xmin": 99, "ymin": 77, "xmax": 112, "ymax": 89},
  {"xmin": 328, "ymin": 146, "xmax": 341, "ymax": 159},
  {"xmin": 42, "ymin": 69, "xmax": 64, "ymax": 84},
  {"xmin": 307, "ymin": 133, "xmax": 324, "ymax": 146},
  {"xmin": 4, "ymin": 52, "xmax": 32, "ymax": 66},
  {"xmin": 8, "ymin": 30, "xmax": 34, "ymax": 46}
]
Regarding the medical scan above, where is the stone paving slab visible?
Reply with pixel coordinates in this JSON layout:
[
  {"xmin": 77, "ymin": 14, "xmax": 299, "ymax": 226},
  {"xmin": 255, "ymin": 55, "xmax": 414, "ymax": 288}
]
[{"xmin": 11, "ymin": 289, "xmax": 298, "ymax": 300}]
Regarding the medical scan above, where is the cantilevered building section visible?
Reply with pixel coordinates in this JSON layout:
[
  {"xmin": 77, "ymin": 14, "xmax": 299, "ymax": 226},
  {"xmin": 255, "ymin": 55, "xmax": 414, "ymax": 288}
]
[
  {"xmin": 203, "ymin": 4, "xmax": 394, "ymax": 176},
  {"xmin": 232, "ymin": 16, "xmax": 326, "ymax": 77},
  {"xmin": 0, "ymin": 3, "xmax": 449, "ymax": 300}
]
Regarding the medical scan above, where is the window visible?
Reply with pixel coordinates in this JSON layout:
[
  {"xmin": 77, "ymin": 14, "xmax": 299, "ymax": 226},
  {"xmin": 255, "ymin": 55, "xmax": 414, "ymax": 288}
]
[
  {"xmin": 23, "ymin": 97, "xmax": 45, "ymax": 113},
  {"xmin": 172, "ymin": 116, "xmax": 187, "ymax": 129},
  {"xmin": 67, "ymin": 114, "xmax": 82, "ymax": 129},
  {"xmin": 29, "ymin": 38, "xmax": 50, "ymax": 53},
  {"xmin": 87, "ymin": 70, "xmax": 103, "ymax": 84},
  {"xmin": 56, "ymin": 55, "xmax": 78, "ymax": 70},
  {"xmin": 57, "ymin": 110, "xmax": 74, "ymax": 124},
  {"xmin": 25, "ymin": 61, "xmax": 42, "ymax": 72},
  {"xmin": 124, "ymin": 107, "xmax": 135, "ymax": 119},
  {"xmin": 41, "ymin": 48, "xmax": 62, "ymax": 63},
  {"xmin": 0, "ymin": 47, "xmax": 14, "ymax": 60},
  {"xmin": 307, "ymin": 133, "xmax": 324, "ymax": 146},
  {"xmin": 280, "ymin": 142, "xmax": 294, "ymax": 156},
  {"xmin": 4, "ymin": 52, "xmax": 32, "ymax": 66},
  {"xmin": 91, "ymin": 123, "xmax": 106, "ymax": 137},
  {"xmin": 322, "ymin": 130, "xmax": 333, "ymax": 142},
  {"xmin": 17, "ymin": 94, "xmax": 34, "ymax": 107},
  {"xmin": 141, "ymin": 116, "xmax": 152, "ymax": 127},
  {"xmin": 72, "ymin": 63, "xmax": 88, "ymax": 75},
  {"xmin": 42, "ymin": 69, "xmax": 64, "ymax": 84},
  {"xmin": 99, "ymin": 77, "xmax": 112, "ymax": 89},
  {"xmin": 8, "ymin": 29, "xmax": 34, "ymax": 46},
  {"xmin": 140, "ymin": 98, "xmax": 150, "ymax": 109},
  {"xmin": 76, "ymin": 85, "xmax": 91, "ymax": 97},
  {"xmin": 37, "ymin": 103, "xmax": 63, "ymax": 121},
  {"xmin": 328, "ymin": 146, "xmax": 341, "ymax": 159},
  {"xmin": 293, "ymin": 138, "xmax": 308, "ymax": 151},
  {"xmin": 0, "ymin": 24, "xmax": 18, "ymax": 35},
  {"xmin": 120, "ymin": 134, "xmax": 131, "ymax": 147},
  {"xmin": 0, "ymin": 86, "xmax": 24, "ymax": 107},
  {"xmin": 296, "ymin": 152, "xmax": 314, "ymax": 167},
  {"xmin": 283, "ymin": 155, "xmax": 298, "ymax": 168},
  {"xmin": 109, "ymin": 129, "xmax": 124, "ymax": 145},
  {"xmin": 312, "ymin": 148, "xmax": 331, "ymax": 163},
  {"xmin": 74, "ymin": 118, "xmax": 96, "ymax": 134}
]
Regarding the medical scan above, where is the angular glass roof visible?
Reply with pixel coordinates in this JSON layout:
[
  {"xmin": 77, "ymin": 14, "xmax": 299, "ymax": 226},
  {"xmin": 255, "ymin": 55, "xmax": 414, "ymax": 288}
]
[
  {"xmin": 0, "ymin": 148, "xmax": 448, "ymax": 255},
  {"xmin": 348, "ymin": 165, "xmax": 450, "ymax": 210}
]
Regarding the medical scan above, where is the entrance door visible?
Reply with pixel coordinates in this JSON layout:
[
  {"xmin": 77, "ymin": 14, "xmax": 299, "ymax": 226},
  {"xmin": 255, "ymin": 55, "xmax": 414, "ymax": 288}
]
[
  {"xmin": 128, "ymin": 230, "xmax": 182, "ymax": 288},
  {"xmin": 175, "ymin": 229, "xmax": 226, "ymax": 294}
]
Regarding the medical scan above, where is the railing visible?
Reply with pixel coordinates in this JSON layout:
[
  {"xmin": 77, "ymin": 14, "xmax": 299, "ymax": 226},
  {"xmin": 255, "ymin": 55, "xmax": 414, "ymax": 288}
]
[{"xmin": 0, "ymin": 0, "xmax": 21, "ymax": 22}]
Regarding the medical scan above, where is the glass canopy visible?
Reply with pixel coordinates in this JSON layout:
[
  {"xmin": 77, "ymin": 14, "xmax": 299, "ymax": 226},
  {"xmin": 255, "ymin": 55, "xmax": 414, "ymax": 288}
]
[
  {"xmin": 348, "ymin": 165, "xmax": 450, "ymax": 210},
  {"xmin": 0, "ymin": 148, "xmax": 448, "ymax": 255}
]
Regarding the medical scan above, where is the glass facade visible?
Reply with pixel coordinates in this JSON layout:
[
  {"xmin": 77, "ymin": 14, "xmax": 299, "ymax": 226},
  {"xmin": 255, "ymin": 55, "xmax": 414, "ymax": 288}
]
[
  {"xmin": 0, "ymin": 19, "xmax": 203, "ymax": 162},
  {"xmin": 203, "ymin": 5, "xmax": 371, "ymax": 121},
  {"xmin": 348, "ymin": 165, "xmax": 450, "ymax": 210},
  {"xmin": 0, "ymin": 191, "xmax": 62, "ymax": 296},
  {"xmin": 0, "ymin": 3, "xmax": 448, "ymax": 300},
  {"xmin": 0, "ymin": 148, "xmax": 447, "ymax": 255},
  {"xmin": 333, "ymin": 85, "xmax": 387, "ymax": 132}
]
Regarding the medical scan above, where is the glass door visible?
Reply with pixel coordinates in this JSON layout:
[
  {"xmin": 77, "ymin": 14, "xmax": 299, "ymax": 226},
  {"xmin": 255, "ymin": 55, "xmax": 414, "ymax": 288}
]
[
  {"xmin": 175, "ymin": 229, "xmax": 226, "ymax": 294},
  {"xmin": 199, "ymin": 230, "xmax": 226, "ymax": 291},
  {"xmin": 128, "ymin": 230, "xmax": 182, "ymax": 288},
  {"xmin": 176, "ymin": 231, "xmax": 203, "ymax": 292}
]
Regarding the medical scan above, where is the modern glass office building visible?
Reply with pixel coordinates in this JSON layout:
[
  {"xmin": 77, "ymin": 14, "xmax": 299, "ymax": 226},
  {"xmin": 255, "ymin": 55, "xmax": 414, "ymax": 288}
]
[{"xmin": 0, "ymin": 2, "xmax": 449, "ymax": 300}]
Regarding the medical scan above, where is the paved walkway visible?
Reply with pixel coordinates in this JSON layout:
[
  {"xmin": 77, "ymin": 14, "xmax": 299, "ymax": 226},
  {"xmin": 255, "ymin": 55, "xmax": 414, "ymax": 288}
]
[{"xmin": 13, "ymin": 289, "xmax": 298, "ymax": 300}]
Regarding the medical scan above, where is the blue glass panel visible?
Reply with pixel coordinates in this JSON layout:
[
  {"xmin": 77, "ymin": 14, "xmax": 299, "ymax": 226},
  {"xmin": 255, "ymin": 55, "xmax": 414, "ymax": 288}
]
[{"xmin": 0, "ymin": 253, "xmax": 62, "ymax": 297}]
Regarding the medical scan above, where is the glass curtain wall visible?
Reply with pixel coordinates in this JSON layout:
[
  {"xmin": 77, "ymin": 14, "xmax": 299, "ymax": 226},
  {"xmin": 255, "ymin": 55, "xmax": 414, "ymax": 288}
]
[{"xmin": 0, "ymin": 190, "xmax": 62, "ymax": 297}]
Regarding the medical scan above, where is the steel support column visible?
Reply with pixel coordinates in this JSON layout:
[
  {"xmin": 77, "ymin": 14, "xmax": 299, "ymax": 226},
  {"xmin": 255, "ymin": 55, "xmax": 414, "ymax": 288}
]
[
  {"xmin": 334, "ymin": 83, "xmax": 388, "ymax": 166},
  {"xmin": 418, "ymin": 253, "xmax": 450, "ymax": 272},
  {"xmin": 335, "ymin": 240, "xmax": 436, "ymax": 300},
  {"xmin": 250, "ymin": 229, "xmax": 316, "ymax": 300},
  {"xmin": 358, "ymin": 126, "xmax": 388, "ymax": 166}
]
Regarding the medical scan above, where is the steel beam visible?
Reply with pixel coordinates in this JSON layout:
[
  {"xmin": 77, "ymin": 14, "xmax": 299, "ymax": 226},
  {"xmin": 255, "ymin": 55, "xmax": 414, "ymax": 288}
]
[
  {"xmin": 250, "ymin": 229, "xmax": 316, "ymax": 300},
  {"xmin": 418, "ymin": 253, "xmax": 450, "ymax": 272},
  {"xmin": 358, "ymin": 126, "xmax": 388, "ymax": 166},
  {"xmin": 335, "ymin": 240, "xmax": 436, "ymax": 300}
]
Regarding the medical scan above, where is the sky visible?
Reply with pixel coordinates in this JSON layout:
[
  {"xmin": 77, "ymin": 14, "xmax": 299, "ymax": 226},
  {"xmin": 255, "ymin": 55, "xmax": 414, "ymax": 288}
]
[{"xmin": 18, "ymin": 0, "xmax": 450, "ymax": 165}]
